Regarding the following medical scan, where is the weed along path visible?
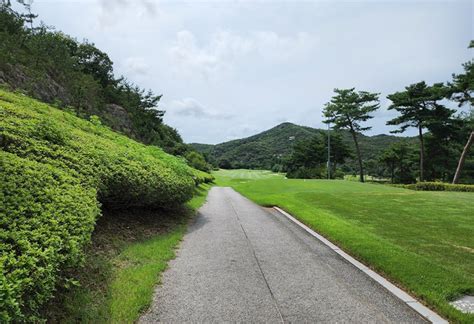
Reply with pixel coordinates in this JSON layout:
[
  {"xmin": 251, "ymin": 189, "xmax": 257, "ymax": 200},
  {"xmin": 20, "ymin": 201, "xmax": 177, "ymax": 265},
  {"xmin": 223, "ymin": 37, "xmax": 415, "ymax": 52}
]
[{"xmin": 140, "ymin": 187, "xmax": 428, "ymax": 323}]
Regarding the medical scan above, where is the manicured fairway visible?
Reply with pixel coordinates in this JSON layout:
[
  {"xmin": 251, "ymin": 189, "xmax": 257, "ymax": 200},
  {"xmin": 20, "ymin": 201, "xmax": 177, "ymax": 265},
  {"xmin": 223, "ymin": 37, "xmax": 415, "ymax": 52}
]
[{"xmin": 214, "ymin": 170, "xmax": 474, "ymax": 323}]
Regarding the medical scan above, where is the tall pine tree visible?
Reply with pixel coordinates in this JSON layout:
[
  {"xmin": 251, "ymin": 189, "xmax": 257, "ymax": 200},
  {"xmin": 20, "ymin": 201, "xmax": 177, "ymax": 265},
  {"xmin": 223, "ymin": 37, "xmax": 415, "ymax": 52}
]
[{"xmin": 323, "ymin": 88, "xmax": 379, "ymax": 182}]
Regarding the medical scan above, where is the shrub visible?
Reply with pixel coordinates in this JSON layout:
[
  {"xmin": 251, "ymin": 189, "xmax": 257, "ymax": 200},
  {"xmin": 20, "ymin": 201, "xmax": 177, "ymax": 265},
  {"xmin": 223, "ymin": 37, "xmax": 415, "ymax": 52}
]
[
  {"xmin": 0, "ymin": 152, "xmax": 99, "ymax": 322},
  {"xmin": 185, "ymin": 151, "xmax": 210, "ymax": 172},
  {"xmin": 0, "ymin": 89, "xmax": 212, "ymax": 321},
  {"xmin": 397, "ymin": 182, "xmax": 474, "ymax": 192},
  {"xmin": 192, "ymin": 169, "xmax": 215, "ymax": 184},
  {"xmin": 333, "ymin": 169, "xmax": 345, "ymax": 179},
  {"xmin": 286, "ymin": 166, "xmax": 326, "ymax": 179}
]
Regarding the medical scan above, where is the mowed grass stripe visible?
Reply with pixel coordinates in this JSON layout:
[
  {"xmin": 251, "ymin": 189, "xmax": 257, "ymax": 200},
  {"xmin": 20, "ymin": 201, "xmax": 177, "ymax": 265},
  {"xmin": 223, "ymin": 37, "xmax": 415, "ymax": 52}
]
[{"xmin": 214, "ymin": 170, "xmax": 474, "ymax": 324}]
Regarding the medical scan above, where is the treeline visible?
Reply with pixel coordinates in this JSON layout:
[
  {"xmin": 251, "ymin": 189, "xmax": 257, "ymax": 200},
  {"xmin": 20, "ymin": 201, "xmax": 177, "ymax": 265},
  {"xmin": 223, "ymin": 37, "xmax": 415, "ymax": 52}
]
[
  {"xmin": 0, "ymin": 3, "xmax": 211, "ymax": 172},
  {"xmin": 286, "ymin": 43, "xmax": 473, "ymax": 184}
]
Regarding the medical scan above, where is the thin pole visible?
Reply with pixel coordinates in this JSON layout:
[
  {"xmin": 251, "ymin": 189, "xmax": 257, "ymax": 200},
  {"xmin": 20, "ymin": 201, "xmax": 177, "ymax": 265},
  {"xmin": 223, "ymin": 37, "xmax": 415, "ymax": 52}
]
[{"xmin": 327, "ymin": 122, "xmax": 331, "ymax": 180}]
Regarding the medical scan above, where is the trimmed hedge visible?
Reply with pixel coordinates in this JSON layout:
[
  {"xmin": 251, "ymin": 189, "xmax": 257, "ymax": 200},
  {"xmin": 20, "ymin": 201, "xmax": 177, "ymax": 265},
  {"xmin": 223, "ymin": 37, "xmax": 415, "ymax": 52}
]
[
  {"xmin": 397, "ymin": 182, "xmax": 474, "ymax": 192},
  {"xmin": 0, "ymin": 89, "xmax": 212, "ymax": 321},
  {"xmin": 193, "ymin": 168, "xmax": 215, "ymax": 184},
  {"xmin": 1, "ymin": 152, "xmax": 99, "ymax": 322}
]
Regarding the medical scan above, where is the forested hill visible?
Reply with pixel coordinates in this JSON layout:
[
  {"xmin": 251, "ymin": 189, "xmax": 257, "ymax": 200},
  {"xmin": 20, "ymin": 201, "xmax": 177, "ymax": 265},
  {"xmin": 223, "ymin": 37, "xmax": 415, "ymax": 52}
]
[
  {"xmin": 191, "ymin": 122, "xmax": 416, "ymax": 170},
  {"xmin": 0, "ymin": 5, "xmax": 189, "ymax": 156}
]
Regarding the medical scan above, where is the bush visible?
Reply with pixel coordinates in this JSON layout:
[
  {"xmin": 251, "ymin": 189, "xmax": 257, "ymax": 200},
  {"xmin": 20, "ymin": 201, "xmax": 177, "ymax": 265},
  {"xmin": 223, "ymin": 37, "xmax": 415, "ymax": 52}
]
[
  {"xmin": 185, "ymin": 151, "xmax": 210, "ymax": 172},
  {"xmin": 1, "ymin": 152, "xmax": 99, "ymax": 322},
  {"xmin": 397, "ymin": 182, "xmax": 474, "ymax": 192},
  {"xmin": 192, "ymin": 169, "xmax": 215, "ymax": 184},
  {"xmin": 333, "ymin": 169, "xmax": 345, "ymax": 179},
  {"xmin": 286, "ymin": 166, "xmax": 325, "ymax": 179},
  {"xmin": 0, "ymin": 89, "xmax": 212, "ymax": 321}
]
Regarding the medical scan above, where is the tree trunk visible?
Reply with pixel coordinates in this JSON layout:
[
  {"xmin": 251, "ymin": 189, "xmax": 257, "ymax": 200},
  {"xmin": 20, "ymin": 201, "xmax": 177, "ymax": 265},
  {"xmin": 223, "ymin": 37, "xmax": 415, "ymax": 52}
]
[
  {"xmin": 350, "ymin": 130, "xmax": 364, "ymax": 182},
  {"xmin": 418, "ymin": 125, "xmax": 424, "ymax": 182},
  {"xmin": 452, "ymin": 131, "xmax": 474, "ymax": 184}
]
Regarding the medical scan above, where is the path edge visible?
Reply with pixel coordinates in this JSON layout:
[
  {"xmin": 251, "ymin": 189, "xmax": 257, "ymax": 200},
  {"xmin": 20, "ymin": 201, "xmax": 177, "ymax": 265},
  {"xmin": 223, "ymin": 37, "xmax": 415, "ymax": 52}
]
[{"xmin": 272, "ymin": 206, "xmax": 448, "ymax": 324}]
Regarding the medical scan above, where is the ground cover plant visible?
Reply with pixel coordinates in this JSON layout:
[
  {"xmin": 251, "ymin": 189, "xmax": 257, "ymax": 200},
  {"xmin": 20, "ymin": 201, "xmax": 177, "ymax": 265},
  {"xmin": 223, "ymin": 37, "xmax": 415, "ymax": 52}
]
[
  {"xmin": 0, "ymin": 89, "xmax": 212, "ymax": 321},
  {"xmin": 214, "ymin": 169, "xmax": 474, "ymax": 324},
  {"xmin": 396, "ymin": 182, "xmax": 474, "ymax": 192},
  {"xmin": 44, "ymin": 183, "xmax": 212, "ymax": 323}
]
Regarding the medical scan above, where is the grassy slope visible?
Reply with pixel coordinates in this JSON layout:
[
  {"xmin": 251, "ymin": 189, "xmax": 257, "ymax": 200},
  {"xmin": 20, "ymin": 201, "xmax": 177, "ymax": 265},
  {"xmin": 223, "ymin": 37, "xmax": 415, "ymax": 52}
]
[
  {"xmin": 214, "ymin": 169, "xmax": 474, "ymax": 323},
  {"xmin": 46, "ymin": 183, "xmax": 212, "ymax": 323}
]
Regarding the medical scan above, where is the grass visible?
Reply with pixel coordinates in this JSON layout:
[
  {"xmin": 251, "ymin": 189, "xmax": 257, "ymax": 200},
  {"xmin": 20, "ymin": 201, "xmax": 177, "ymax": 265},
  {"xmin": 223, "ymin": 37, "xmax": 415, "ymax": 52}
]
[
  {"xmin": 44, "ymin": 183, "xmax": 212, "ymax": 323},
  {"xmin": 213, "ymin": 169, "xmax": 285, "ymax": 180},
  {"xmin": 214, "ymin": 169, "xmax": 474, "ymax": 324}
]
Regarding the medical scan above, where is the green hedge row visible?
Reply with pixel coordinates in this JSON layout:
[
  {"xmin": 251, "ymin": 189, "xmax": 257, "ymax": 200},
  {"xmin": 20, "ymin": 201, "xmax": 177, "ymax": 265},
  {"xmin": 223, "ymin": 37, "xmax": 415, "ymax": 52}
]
[
  {"xmin": 0, "ymin": 89, "xmax": 211, "ymax": 321},
  {"xmin": 0, "ymin": 152, "xmax": 99, "ymax": 322},
  {"xmin": 397, "ymin": 182, "xmax": 474, "ymax": 192},
  {"xmin": 193, "ymin": 168, "xmax": 215, "ymax": 184}
]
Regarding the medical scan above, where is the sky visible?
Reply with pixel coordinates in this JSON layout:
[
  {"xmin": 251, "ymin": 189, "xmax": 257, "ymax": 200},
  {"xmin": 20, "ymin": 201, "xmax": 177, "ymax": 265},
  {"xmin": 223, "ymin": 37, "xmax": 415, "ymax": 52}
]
[{"xmin": 18, "ymin": 0, "xmax": 474, "ymax": 144}]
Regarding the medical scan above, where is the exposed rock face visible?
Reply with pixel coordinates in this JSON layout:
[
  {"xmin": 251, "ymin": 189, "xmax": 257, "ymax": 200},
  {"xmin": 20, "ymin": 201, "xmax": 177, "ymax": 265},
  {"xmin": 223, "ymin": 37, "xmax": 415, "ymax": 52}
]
[
  {"xmin": 0, "ymin": 64, "xmax": 69, "ymax": 104},
  {"xmin": 102, "ymin": 103, "xmax": 134, "ymax": 136},
  {"xmin": 0, "ymin": 63, "xmax": 136, "ymax": 137}
]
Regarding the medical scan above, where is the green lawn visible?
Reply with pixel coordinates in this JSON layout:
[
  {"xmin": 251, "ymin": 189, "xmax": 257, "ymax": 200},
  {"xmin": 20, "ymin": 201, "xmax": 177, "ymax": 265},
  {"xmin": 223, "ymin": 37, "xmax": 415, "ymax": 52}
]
[
  {"xmin": 214, "ymin": 170, "xmax": 474, "ymax": 323},
  {"xmin": 45, "ymin": 183, "xmax": 212, "ymax": 323}
]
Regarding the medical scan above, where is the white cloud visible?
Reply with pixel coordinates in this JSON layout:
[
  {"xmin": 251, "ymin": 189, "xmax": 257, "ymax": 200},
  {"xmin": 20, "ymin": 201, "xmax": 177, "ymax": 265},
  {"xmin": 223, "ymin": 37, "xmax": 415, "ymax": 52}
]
[
  {"xmin": 167, "ymin": 98, "xmax": 233, "ymax": 120},
  {"xmin": 97, "ymin": 0, "xmax": 159, "ymax": 29},
  {"xmin": 123, "ymin": 57, "xmax": 149, "ymax": 76},
  {"xmin": 168, "ymin": 29, "xmax": 318, "ymax": 79}
]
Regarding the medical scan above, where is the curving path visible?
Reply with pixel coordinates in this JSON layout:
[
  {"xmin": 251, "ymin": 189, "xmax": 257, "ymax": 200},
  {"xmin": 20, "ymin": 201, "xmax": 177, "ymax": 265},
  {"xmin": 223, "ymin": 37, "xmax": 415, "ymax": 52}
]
[{"xmin": 140, "ymin": 187, "xmax": 426, "ymax": 323}]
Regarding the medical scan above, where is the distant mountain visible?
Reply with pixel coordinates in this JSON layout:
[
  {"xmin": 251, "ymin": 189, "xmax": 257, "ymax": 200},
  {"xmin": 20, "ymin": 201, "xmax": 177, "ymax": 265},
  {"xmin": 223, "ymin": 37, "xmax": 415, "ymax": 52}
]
[{"xmin": 190, "ymin": 122, "xmax": 417, "ymax": 170}]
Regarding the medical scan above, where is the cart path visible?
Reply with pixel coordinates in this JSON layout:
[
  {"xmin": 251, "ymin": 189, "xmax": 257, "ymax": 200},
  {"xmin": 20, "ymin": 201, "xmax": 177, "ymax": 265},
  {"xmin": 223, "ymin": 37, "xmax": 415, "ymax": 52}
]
[{"xmin": 140, "ymin": 186, "xmax": 426, "ymax": 323}]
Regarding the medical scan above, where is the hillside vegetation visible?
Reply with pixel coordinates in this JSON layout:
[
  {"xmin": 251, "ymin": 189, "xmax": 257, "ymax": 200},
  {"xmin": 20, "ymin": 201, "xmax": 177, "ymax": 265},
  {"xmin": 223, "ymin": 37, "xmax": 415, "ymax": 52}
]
[
  {"xmin": 0, "ymin": 89, "xmax": 212, "ymax": 321},
  {"xmin": 215, "ymin": 170, "xmax": 474, "ymax": 323},
  {"xmin": 192, "ymin": 122, "xmax": 416, "ymax": 170},
  {"xmin": 0, "ymin": 5, "xmax": 206, "ymax": 161}
]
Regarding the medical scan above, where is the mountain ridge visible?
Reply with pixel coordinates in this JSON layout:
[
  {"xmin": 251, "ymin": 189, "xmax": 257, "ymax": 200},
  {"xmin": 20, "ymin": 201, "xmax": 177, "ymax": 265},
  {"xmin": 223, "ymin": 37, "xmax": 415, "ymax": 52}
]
[{"xmin": 190, "ymin": 122, "xmax": 417, "ymax": 170}]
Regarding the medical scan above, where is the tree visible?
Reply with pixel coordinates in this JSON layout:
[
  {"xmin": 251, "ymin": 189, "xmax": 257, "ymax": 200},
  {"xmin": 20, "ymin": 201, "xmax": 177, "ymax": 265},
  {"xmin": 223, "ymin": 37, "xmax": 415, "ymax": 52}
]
[
  {"xmin": 18, "ymin": 0, "xmax": 37, "ymax": 30},
  {"xmin": 75, "ymin": 41, "xmax": 114, "ymax": 87},
  {"xmin": 449, "ymin": 41, "xmax": 474, "ymax": 107},
  {"xmin": 285, "ymin": 135, "xmax": 327, "ymax": 179},
  {"xmin": 218, "ymin": 158, "xmax": 232, "ymax": 169},
  {"xmin": 323, "ymin": 132, "xmax": 352, "ymax": 177},
  {"xmin": 379, "ymin": 149, "xmax": 397, "ymax": 183},
  {"xmin": 323, "ymin": 88, "xmax": 379, "ymax": 182},
  {"xmin": 424, "ymin": 111, "xmax": 464, "ymax": 181},
  {"xmin": 379, "ymin": 141, "xmax": 416, "ymax": 184},
  {"xmin": 450, "ymin": 41, "xmax": 474, "ymax": 184},
  {"xmin": 386, "ymin": 81, "xmax": 449, "ymax": 182}
]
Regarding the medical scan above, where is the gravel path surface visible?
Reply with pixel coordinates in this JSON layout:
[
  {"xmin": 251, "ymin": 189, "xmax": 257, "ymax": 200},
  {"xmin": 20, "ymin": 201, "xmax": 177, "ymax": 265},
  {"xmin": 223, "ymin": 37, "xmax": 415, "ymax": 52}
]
[{"xmin": 140, "ymin": 187, "xmax": 426, "ymax": 323}]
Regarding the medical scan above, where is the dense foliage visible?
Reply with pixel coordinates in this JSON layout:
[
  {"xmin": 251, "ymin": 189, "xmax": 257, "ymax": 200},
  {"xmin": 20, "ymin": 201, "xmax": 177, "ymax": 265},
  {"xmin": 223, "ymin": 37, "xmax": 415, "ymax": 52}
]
[
  {"xmin": 284, "ymin": 133, "xmax": 351, "ymax": 179},
  {"xmin": 0, "ymin": 89, "xmax": 212, "ymax": 321},
  {"xmin": 1, "ymin": 152, "xmax": 99, "ymax": 322},
  {"xmin": 395, "ymin": 182, "xmax": 474, "ymax": 192},
  {"xmin": 378, "ymin": 141, "xmax": 417, "ymax": 184}
]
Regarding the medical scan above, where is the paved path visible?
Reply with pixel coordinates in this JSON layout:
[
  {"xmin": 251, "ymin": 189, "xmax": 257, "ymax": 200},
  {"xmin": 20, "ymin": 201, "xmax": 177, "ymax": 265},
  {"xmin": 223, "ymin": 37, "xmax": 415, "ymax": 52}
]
[{"xmin": 140, "ymin": 187, "xmax": 426, "ymax": 323}]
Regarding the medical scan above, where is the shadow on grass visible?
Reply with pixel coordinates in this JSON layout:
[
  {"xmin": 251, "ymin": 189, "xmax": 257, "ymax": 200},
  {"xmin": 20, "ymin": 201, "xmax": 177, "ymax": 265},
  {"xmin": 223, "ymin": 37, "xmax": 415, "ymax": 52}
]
[{"xmin": 43, "ymin": 205, "xmax": 193, "ymax": 323}]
